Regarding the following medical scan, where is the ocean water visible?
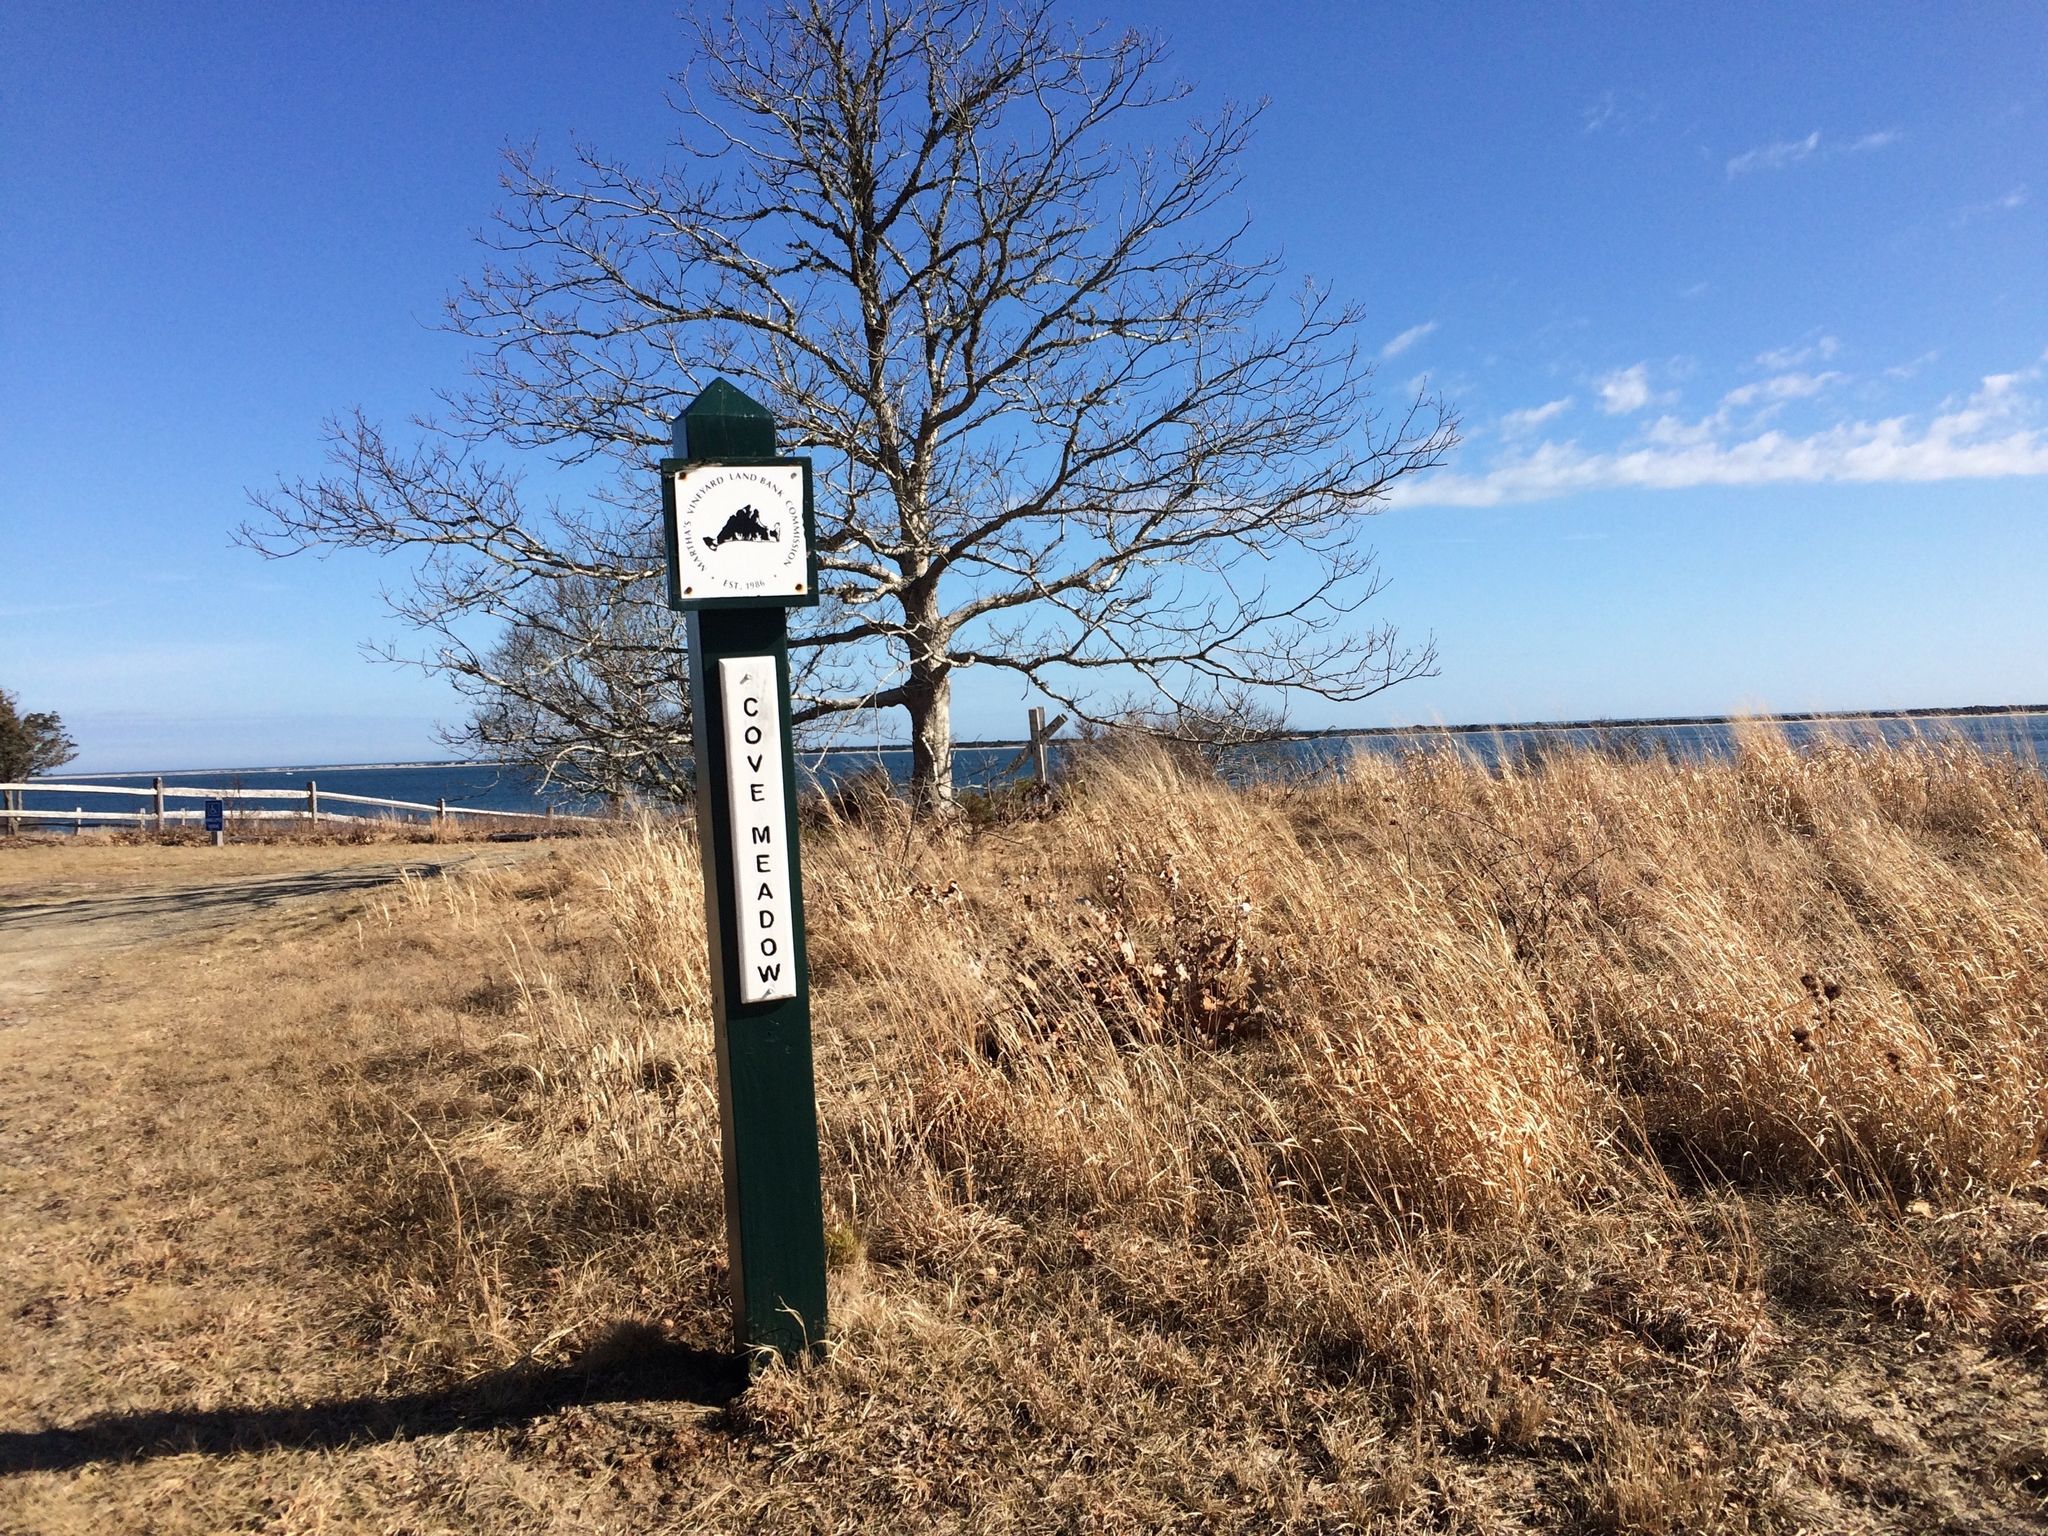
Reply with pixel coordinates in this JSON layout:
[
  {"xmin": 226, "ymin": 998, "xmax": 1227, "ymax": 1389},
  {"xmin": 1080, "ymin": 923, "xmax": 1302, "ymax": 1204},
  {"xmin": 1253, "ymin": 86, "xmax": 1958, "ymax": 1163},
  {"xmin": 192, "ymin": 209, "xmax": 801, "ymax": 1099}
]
[
  {"xmin": 16, "ymin": 712, "xmax": 2045, "ymax": 824},
  {"xmin": 819, "ymin": 711, "xmax": 2048, "ymax": 787},
  {"xmin": 16, "ymin": 762, "xmax": 588, "ymax": 823},
  {"xmin": 1334, "ymin": 710, "xmax": 2048, "ymax": 774}
]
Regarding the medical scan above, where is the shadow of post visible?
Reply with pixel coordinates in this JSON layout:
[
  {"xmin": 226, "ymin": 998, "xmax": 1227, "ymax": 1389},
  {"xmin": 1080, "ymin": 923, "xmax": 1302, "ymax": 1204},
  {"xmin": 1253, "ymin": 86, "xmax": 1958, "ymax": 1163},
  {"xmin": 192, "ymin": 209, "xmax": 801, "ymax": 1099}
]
[
  {"xmin": 0, "ymin": 862, "xmax": 458, "ymax": 937},
  {"xmin": 0, "ymin": 1323, "xmax": 747, "ymax": 1476}
]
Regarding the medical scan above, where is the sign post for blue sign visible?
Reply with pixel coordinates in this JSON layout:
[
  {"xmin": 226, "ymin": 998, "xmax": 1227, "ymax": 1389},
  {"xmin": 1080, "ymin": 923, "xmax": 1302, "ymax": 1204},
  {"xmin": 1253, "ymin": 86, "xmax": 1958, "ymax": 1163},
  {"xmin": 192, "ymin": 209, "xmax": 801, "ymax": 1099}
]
[{"xmin": 662, "ymin": 378, "xmax": 826, "ymax": 1359}]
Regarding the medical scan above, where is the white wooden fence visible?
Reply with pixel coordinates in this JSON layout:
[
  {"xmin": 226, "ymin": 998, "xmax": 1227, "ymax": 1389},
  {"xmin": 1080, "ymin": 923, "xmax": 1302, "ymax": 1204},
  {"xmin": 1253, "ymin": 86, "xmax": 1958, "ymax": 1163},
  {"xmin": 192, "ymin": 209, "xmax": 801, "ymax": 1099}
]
[{"xmin": 0, "ymin": 779, "xmax": 607, "ymax": 833}]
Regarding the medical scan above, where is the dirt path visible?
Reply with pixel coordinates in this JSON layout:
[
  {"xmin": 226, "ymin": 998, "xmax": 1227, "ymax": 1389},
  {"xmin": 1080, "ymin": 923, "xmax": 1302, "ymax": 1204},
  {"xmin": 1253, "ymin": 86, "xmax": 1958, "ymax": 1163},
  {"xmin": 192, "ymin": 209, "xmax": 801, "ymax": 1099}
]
[
  {"xmin": 0, "ymin": 839, "xmax": 590, "ymax": 1534},
  {"xmin": 0, "ymin": 843, "xmax": 540, "ymax": 1014}
]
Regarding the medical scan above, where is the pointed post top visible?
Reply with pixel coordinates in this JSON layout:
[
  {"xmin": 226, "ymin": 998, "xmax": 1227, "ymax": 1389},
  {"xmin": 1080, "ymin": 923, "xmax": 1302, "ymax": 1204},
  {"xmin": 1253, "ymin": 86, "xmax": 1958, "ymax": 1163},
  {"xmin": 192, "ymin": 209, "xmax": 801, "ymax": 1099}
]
[{"xmin": 673, "ymin": 377, "xmax": 777, "ymax": 460}]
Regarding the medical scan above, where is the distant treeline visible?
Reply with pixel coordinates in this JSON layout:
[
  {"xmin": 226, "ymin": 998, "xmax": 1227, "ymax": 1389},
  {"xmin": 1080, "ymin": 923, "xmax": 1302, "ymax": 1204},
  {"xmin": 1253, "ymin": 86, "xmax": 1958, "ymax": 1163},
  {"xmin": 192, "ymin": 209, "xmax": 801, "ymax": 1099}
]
[
  {"xmin": 942, "ymin": 703, "xmax": 2048, "ymax": 752},
  {"xmin": 1283, "ymin": 702, "xmax": 2048, "ymax": 742}
]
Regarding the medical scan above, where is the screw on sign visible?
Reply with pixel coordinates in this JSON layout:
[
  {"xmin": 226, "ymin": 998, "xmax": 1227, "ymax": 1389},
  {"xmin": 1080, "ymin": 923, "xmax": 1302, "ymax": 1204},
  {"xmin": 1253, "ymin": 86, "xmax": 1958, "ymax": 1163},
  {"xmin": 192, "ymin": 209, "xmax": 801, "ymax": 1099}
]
[{"xmin": 661, "ymin": 378, "xmax": 827, "ymax": 1360}]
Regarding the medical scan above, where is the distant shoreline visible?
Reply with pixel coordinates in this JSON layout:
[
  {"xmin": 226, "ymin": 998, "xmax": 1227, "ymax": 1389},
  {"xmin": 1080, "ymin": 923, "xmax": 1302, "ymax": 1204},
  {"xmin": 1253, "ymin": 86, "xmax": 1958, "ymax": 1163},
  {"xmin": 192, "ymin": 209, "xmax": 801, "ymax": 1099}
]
[
  {"xmin": 50, "ymin": 703, "xmax": 2048, "ymax": 777},
  {"xmin": 43, "ymin": 759, "xmax": 524, "ymax": 781},
  {"xmin": 931, "ymin": 703, "xmax": 2048, "ymax": 752},
  {"xmin": 1271, "ymin": 701, "xmax": 2048, "ymax": 744}
]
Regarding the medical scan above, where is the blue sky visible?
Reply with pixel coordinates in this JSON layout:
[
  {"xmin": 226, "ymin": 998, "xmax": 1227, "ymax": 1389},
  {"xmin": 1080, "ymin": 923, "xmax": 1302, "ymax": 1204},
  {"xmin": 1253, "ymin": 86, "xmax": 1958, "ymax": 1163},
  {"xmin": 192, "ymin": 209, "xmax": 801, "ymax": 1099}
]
[{"xmin": 3, "ymin": 2, "xmax": 2043, "ymax": 771}]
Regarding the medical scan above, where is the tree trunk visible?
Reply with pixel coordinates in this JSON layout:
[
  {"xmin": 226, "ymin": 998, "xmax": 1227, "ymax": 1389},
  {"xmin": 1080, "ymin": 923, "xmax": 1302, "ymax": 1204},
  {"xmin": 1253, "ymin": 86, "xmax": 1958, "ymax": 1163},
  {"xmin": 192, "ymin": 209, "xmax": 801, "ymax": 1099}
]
[
  {"xmin": 904, "ymin": 665, "xmax": 954, "ymax": 814},
  {"xmin": 899, "ymin": 579, "xmax": 955, "ymax": 813}
]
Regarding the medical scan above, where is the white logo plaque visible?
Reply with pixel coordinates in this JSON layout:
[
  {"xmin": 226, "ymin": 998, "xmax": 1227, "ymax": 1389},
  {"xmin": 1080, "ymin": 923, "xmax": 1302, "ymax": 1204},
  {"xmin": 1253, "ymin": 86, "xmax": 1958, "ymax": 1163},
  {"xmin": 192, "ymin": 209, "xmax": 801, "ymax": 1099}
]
[
  {"xmin": 671, "ymin": 464, "xmax": 808, "ymax": 603},
  {"xmin": 719, "ymin": 656, "xmax": 798, "ymax": 1003}
]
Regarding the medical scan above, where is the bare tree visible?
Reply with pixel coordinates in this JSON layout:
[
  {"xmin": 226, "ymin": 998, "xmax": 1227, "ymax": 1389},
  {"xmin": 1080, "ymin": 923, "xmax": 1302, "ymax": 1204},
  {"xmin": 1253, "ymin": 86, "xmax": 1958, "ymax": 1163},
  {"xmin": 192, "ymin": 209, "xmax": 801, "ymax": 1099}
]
[
  {"xmin": 246, "ymin": 419, "xmax": 694, "ymax": 799},
  {"xmin": 453, "ymin": 569, "xmax": 695, "ymax": 802},
  {"xmin": 245, "ymin": 0, "xmax": 1455, "ymax": 810}
]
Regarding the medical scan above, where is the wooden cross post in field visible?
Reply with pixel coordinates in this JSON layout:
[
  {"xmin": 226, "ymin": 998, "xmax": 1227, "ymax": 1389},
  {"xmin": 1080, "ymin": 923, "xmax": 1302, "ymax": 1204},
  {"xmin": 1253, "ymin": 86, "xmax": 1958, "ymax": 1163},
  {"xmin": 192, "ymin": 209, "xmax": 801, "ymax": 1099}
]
[
  {"xmin": 1002, "ymin": 708, "xmax": 1068, "ymax": 785},
  {"xmin": 662, "ymin": 378, "xmax": 827, "ymax": 1360}
]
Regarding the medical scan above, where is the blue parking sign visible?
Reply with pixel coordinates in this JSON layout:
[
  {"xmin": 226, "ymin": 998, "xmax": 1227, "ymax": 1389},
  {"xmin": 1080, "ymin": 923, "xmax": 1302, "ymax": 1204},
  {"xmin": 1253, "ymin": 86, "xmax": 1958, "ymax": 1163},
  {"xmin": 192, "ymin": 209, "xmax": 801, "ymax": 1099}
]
[{"xmin": 203, "ymin": 799, "xmax": 224, "ymax": 832}]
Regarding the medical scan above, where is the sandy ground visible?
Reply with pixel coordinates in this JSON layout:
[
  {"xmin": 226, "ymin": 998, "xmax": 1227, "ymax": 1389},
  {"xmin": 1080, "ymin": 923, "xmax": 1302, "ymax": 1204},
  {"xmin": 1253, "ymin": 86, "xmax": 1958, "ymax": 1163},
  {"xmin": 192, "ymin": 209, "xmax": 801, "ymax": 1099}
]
[
  {"xmin": 0, "ymin": 839, "xmax": 578, "ymax": 1534},
  {"xmin": 0, "ymin": 840, "xmax": 537, "ymax": 1015}
]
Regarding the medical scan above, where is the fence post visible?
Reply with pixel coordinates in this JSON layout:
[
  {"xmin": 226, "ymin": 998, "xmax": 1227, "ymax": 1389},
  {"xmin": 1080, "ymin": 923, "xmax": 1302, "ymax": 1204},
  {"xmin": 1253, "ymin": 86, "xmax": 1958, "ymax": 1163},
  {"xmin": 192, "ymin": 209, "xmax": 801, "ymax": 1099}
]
[
  {"xmin": 307, "ymin": 779, "xmax": 319, "ymax": 824},
  {"xmin": 436, "ymin": 796, "xmax": 447, "ymax": 828},
  {"xmin": 4, "ymin": 789, "xmax": 16, "ymax": 837},
  {"xmin": 1029, "ymin": 706, "xmax": 1050, "ymax": 786},
  {"xmin": 154, "ymin": 775, "xmax": 166, "ymax": 834},
  {"xmin": 545, "ymin": 804, "xmax": 555, "ymax": 834}
]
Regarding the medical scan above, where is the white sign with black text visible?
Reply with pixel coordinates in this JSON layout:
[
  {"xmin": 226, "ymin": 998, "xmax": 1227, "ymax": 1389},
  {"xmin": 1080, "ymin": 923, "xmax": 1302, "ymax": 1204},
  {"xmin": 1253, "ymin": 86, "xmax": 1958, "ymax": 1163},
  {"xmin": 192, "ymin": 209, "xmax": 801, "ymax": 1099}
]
[
  {"xmin": 719, "ymin": 656, "xmax": 798, "ymax": 1003},
  {"xmin": 672, "ymin": 464, "xmax": 808, "ymax": 603}
]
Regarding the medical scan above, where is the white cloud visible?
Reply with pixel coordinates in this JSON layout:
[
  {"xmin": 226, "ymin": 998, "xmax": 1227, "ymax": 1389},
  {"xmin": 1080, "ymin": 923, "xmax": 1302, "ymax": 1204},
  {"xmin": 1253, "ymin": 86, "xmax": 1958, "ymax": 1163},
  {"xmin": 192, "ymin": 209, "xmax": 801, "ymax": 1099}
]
[
  {"xmin": 1581, "ymin": 90, "xmax": 1655, "ymax": 136},
  {"xmin": 1726, "ymin": 130, "xmax": 1820, "ymax": 178},
  {"xmin": 1756, "ymin": 335, "xmax": 1839, "ymax": 370},
  {"xmin": 1720, "ymin": 371, "xmax": 1842, "ymax": 409},
  {"xmin": 1956, "ymin": 185, "xmax": 2028, "ymax": 225},
  {"xmin": 1726, "ymin": 128, "xmax": 1898, "ymax": 178},
  {"xmin": 1381, "ymin": 321, "xmax": 1438, "ymax": 359},
  {"xmin": 1392, "ymin": 368, "xmax": 2048, "ymax": 508},
  {"xmin": 1596, "ymin": 363, "xmax": 1660, "ymax": 415},
  {"xmin": 1500, "ymin": 397, "xmax": 1573, "ymax": 435}
]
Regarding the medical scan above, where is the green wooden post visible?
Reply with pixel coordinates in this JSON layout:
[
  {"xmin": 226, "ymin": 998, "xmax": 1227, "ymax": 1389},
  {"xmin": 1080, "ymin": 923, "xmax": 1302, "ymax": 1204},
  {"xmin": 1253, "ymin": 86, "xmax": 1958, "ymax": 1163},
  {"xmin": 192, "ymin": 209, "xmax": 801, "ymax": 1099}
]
[{"xmin": 664, "ymin": 379, "xmax": 827, "ymax": 1359}]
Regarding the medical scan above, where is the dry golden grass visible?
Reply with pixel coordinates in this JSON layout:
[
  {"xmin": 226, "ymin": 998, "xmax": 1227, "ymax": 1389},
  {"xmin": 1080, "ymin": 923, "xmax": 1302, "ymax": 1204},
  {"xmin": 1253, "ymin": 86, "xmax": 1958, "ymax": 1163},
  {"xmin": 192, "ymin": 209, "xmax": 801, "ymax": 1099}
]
[{"xmin": 6, "ymin": 734, "xmax": 2048, "ymax": 1531}]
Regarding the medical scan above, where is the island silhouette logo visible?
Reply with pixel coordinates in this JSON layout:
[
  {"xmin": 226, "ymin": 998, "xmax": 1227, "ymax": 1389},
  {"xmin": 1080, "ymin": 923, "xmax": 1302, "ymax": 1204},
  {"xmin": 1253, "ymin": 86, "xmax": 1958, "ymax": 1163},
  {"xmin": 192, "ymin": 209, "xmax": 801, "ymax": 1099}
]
[
  {"xmin": 670, "ymin": 462, "xmax": 808, "ymax": 601},
  {"xmin": 703, "ymin": 503, "xmax": 779, "ymax": 551}
]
